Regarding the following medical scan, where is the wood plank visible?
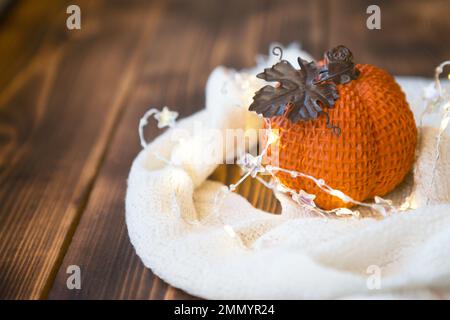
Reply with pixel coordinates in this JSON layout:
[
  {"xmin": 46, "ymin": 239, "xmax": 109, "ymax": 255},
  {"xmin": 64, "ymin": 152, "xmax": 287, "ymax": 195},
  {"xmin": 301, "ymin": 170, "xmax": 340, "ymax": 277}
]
[
  {"xmin": 0, "ymin": 0, "xmax": 63, "ymax": 91},
  {"xmin": 328, "ymin": 0, "xmax": 450, "ymax": 76},
  {"xmin": 48, "ymin": 0, "xmax": 325, "ymax": 299},
  {"xmin": 0, "ymin": 0, "xmax": 164, "ymax": 299}
]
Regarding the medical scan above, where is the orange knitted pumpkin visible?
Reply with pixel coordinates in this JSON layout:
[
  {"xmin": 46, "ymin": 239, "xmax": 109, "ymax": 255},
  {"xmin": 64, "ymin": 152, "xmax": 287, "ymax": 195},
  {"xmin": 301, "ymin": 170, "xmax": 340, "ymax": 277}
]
[{"xmin": 250, "ymin": 46, "xmax": 417, "ymax": 210}]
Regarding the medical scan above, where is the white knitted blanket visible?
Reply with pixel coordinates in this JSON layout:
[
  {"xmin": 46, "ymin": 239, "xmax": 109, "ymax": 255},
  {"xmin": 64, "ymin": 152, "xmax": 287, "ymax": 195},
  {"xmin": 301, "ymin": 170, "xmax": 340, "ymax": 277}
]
[{"xmin": 126, "ymin": 46, "xmax": 450, "ymax": 299}]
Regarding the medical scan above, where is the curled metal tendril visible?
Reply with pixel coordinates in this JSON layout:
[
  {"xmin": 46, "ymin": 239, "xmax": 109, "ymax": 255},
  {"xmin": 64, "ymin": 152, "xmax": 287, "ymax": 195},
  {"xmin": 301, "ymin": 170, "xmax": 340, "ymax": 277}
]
[
  {"xmin": 321, "ymin": 111, "xmax": 341, "ymax": 136},
  {"xmin": 272, "ymin": 46, "xmax": 283, "ymax": 61}
]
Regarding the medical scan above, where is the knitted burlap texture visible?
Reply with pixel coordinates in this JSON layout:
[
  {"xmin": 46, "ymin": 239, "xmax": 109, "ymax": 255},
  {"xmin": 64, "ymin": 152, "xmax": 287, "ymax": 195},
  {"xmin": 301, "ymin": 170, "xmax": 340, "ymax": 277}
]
[
  {"xmin": 268, "ymin": 64, "xmax": 417, "ymax": 209},
  {"xmin": 126, "ymin": 45, "xmax": 450, "ymax": 299}
]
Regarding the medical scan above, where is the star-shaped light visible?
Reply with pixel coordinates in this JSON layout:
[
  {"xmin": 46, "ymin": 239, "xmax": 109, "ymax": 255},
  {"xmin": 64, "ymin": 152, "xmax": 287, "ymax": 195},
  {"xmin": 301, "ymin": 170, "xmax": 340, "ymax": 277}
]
[
  {"xmin": 237, "ymin": 153, "xmax": 265, "ymax": 177},
  {"xmin": 373, "ymin": 196, "xmax": 396, "ymax": 216},
  {"xmin": 154, "ymin": 106, "xmax": 178, "ymax": 128},
  {"xmin": 292, "ymin": 189, "xmax": 316, "ymax": 207}
]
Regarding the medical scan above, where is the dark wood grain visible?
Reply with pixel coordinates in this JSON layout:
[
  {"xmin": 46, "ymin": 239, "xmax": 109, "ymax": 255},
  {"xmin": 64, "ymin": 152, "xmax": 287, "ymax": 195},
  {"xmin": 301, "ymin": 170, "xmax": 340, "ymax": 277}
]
[
  {"xmin": 328, "ymin": 0, "xmax": 450, "ymax": 76},
  {"xmin": 0, "ymin": 0, "xmax": 164, "ymax": 299},
  {"xmin": 1, "ymin": 0, "xmax": 449, "ymax": 300},
  {"xmin": 46, "ymin": 0, "xmax": 325, "ymax": 299}
]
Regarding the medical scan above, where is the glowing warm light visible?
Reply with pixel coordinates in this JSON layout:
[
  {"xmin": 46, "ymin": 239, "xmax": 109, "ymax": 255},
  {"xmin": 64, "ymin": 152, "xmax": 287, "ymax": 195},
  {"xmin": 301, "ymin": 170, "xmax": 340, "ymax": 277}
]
[
  {"xmin": 223, "ymin": 225, "xmax": 236, "ymax": 238},
  {"xmin": 329, "ymin": 190, "xmax": 350, "ymax": 203},
  {"xmin": 267, "ymin": 129, "xmax": 280, "ymax": 145},
  {"xmin": 276, "ymin": 184, "xmax": 289, "ymax": 193},
  {"xmin": 335, "ymin": 208, "xmax": 355, "ymax": 216},
  {"xmin": 440, "ymin": 116, "xmax": 450, "ymax": 131}
]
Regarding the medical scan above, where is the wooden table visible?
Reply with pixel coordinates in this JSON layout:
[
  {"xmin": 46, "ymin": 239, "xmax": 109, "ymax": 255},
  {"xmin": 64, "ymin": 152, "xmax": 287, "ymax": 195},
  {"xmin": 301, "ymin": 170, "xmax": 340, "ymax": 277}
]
[{"xmin": 0, "ymin": 0, "xmax": 448, "ymax": 300}]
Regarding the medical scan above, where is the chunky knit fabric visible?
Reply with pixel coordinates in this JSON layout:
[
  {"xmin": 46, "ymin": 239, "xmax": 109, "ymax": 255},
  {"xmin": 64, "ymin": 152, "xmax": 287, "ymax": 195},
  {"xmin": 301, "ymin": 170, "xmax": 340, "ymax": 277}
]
[
  {"xmin": 126, "ymin": 45, "xmax": 450, "ymax": 299},
  {"xmin": 267, "ymin": 64, "xmax": 417, "ymax": 209}
]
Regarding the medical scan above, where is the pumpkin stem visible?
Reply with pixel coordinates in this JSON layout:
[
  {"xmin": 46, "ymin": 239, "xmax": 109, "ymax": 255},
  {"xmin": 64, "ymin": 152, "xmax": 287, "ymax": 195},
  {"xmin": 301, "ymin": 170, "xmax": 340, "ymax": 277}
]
[{"xmin": 314, "ymin": 66, "xmax": 360, "ymax": 85}]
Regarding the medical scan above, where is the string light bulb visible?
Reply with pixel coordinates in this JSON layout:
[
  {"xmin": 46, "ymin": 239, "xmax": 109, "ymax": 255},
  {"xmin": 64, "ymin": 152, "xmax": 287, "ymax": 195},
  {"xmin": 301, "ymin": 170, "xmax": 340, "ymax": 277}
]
[{"xmin": 267, "ymin": 129, "xmax": 280, "ymax": 145}]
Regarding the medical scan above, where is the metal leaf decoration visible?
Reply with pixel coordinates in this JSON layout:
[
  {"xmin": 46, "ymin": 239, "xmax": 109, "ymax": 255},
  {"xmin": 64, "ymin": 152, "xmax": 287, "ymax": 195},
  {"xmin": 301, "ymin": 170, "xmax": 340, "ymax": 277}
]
[
  {"xmin": 249, "ymin": 45, "xmax": 359, "ymax": 125},
  {"xmin": 249, "ymin": 60, "xmax": 304, "ymax": 119},
  {"xmin": 292, "ymin": 58, "xmax": 339, "ymax": 122}
]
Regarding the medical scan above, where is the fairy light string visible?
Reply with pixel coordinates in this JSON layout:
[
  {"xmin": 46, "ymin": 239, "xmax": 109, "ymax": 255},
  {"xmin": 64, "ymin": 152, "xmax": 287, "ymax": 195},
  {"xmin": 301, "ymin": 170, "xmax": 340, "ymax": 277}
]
[
  {"xmin": 222, "ymin": 118, "xmax": 401, "ymax": 218},
  {"xmin": 139, "ymin": 106, "xmax": 179, "ymax": 165},
  {"xmin": 419, "ymin": 61, "xmax": 450, "ymax": 204},
  {"xmin": 138, "ymin": 58, "xmax": 449, "ymax": 248}
]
